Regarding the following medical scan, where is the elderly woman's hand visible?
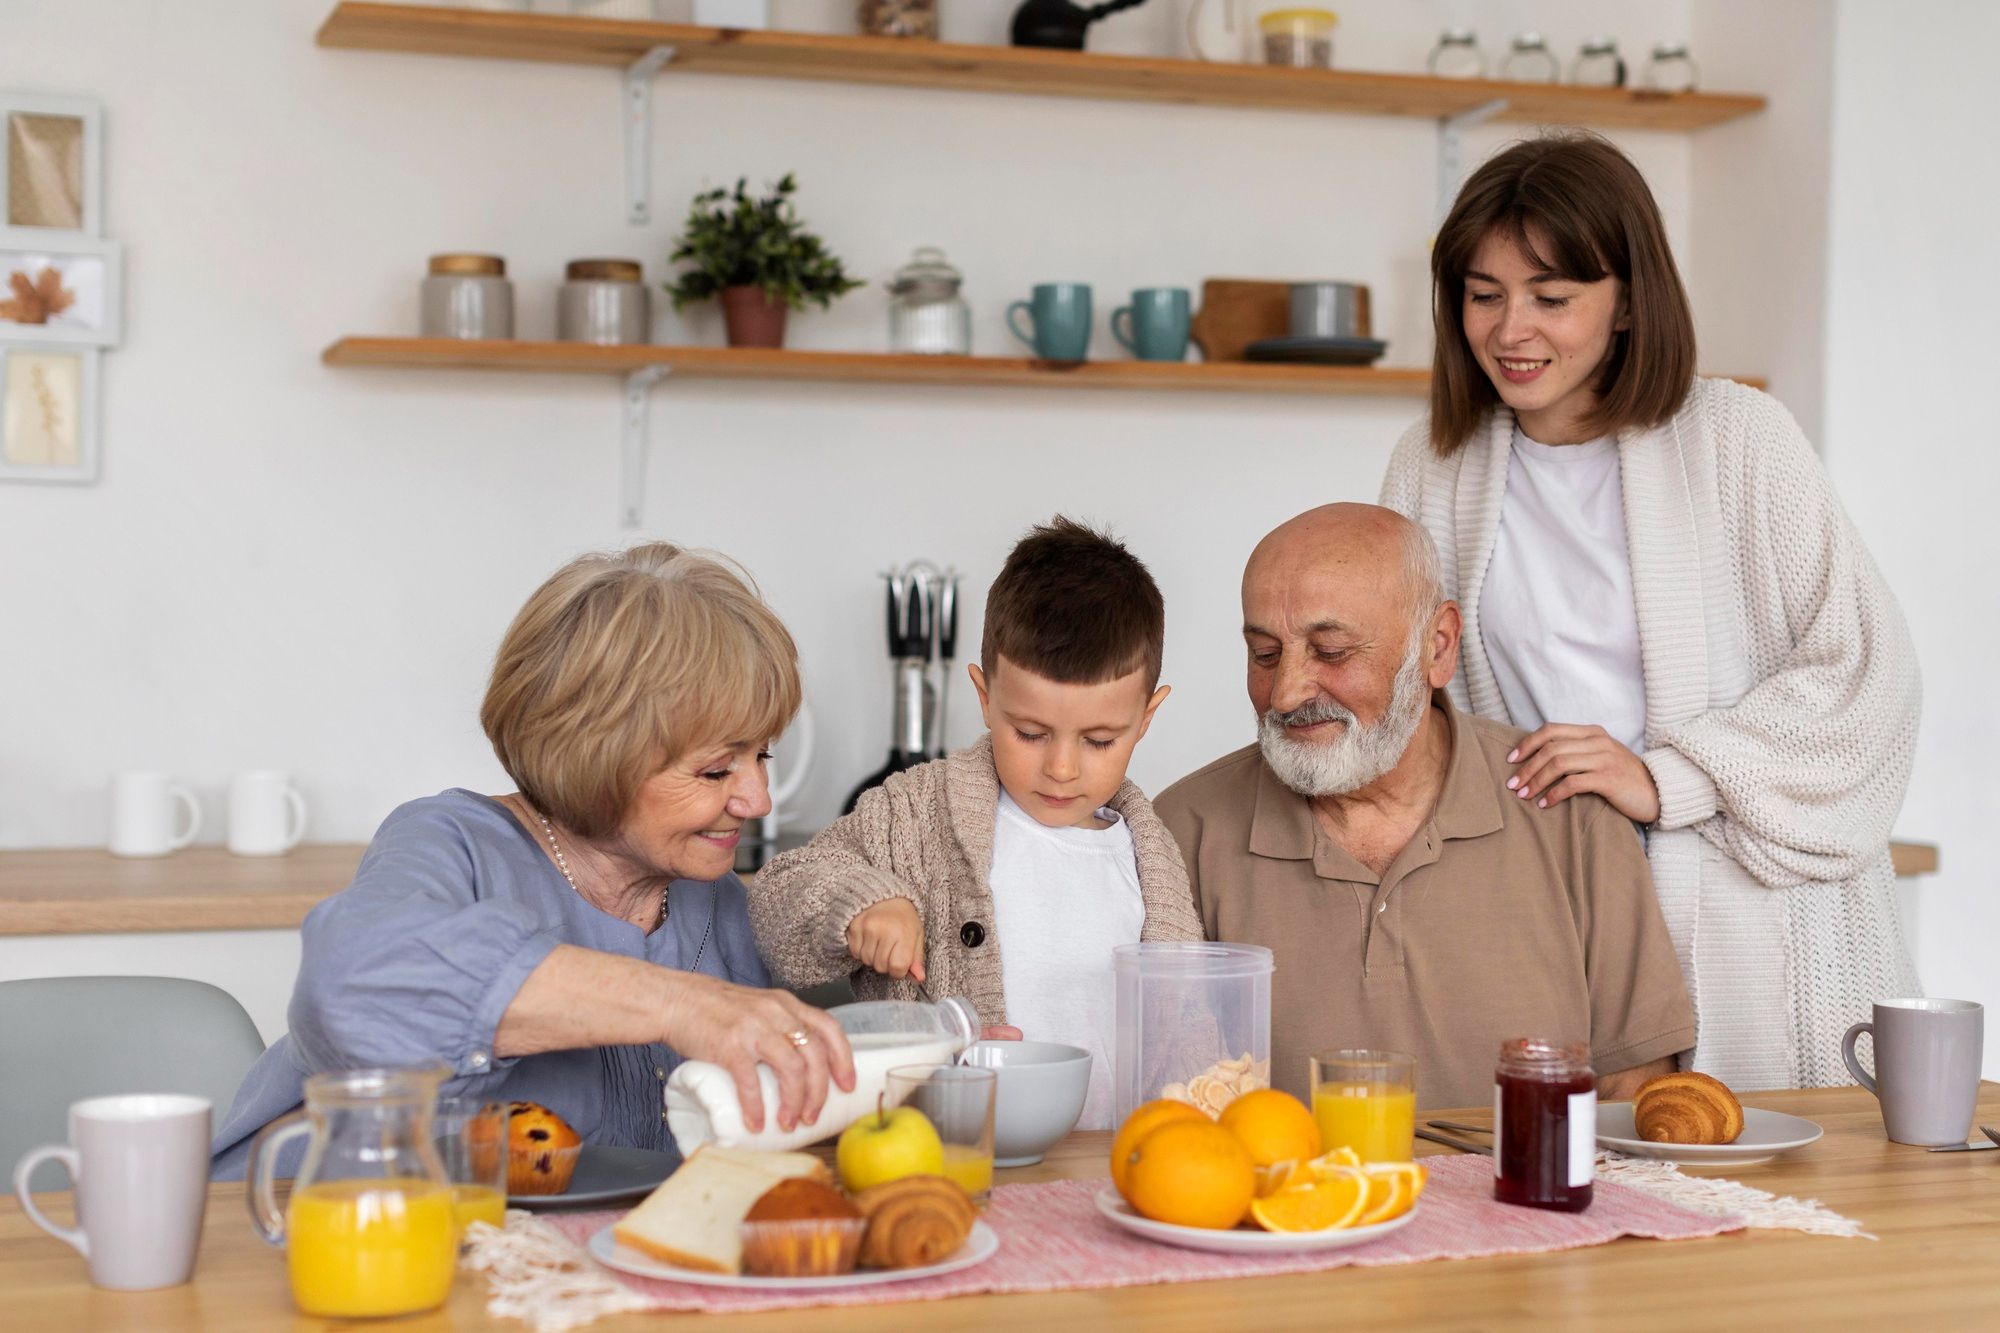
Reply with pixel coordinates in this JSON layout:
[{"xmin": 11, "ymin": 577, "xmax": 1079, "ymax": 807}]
[{"xmin": 663, "ymin": 975, "xmax": 856, "ymax": 1135}]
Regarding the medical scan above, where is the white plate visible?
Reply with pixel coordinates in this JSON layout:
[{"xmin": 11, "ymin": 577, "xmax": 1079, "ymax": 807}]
[
  {"xmin": 1597, "ymin": 1104, "xmax": 1823, "ymax": 1166},
  {"xmin": 586, "ymin": 1220, "xmax": 998, "ymax": 1290},
  {"xmin": 1093, "ymin": 1189, "xmax": 1417, "ymax": 1255},
  {"xmin": 509, "ymin": 1145, "xmax": 677, "ymax": 1210}
]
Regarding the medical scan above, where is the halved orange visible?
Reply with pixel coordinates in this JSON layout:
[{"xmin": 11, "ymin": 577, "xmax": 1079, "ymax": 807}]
[{"xmin": 1248, "ymin": 1174, "xmax": 1368, "ymax": 1232}]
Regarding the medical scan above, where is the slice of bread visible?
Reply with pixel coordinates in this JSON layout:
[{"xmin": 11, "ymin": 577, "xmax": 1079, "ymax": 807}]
[{"xmin": 611, "ymin": 1144, "xmax": 834, "ymax": 1274}]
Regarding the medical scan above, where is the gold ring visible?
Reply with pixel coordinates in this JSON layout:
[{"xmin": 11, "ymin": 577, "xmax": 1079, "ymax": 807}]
[{"xmin": 785, "ymin": 1029, "xmax": 812, "ymax": 1048}]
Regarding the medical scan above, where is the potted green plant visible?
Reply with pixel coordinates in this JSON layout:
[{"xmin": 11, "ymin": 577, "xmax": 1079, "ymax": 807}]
[{"xmin": 663, "ymin": 174, "xmax": 863, "ymax": 349}]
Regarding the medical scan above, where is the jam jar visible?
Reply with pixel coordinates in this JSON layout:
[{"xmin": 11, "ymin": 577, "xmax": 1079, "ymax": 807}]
[{"xmin": 1493, "ymin": 1038, "xmax": 1595, "ymax": 1212}]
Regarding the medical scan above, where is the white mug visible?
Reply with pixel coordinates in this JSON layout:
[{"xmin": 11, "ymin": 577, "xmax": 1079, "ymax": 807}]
[
  {"xmin": 13, "ymin": 1093, "xmax": 211, "ymax": 1290},
  {"xmin": 109, "ymin": 772, "xmax": 202, "ymax": 858},
  {"xmin": 227, "ymin": 770, "xmax": 308, "ymax": 856}
]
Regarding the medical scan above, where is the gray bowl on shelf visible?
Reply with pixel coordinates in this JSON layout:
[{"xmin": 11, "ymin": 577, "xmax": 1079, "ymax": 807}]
[{"xmin": 963, "ymin": 1039, "xmax": 1092, "ymax": 1167}]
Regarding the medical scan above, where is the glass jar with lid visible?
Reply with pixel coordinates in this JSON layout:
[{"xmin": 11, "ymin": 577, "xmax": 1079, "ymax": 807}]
[
  {"xmin": 420, "ymin": 254, "xmax": 513, "ymax": 341},
  {"xmin": 1569, "ymin": 37, "xmax": 1625, "ymax": 88},
  {"xmin": 1257, "ymin": 8, "xmax": 1337, "ymax": 69},
  {"xmin": 1493, "ymin": 1038, "xmax": 1595, "ymax": 1213},
  {"xmin": 1644, "ymin": 43, "xmax": 1699, "ymax": 92},
  {"xmin": 1500, "ymin": 32, "xmax": 1559, "ymax": 83},
  {"xmin": 859, "ymin": 0, "xmax": 936, "ymax": 38},
  {"xmin": 1427, "ymin": 27, "xmax": 1486, "ymax": 79},
  {"xmin": 887, "ymin": 247, "xmax": 971, "ymax": 356},
  {"xmin": 557, "ymin": 258, "xmax": 650, "ymax": 346}
]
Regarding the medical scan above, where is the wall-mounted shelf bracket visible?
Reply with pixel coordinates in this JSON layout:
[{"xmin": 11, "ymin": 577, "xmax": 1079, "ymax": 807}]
[
  {"xmin": 624, "ymin": 44, "xmax": 679, "ymax": 225},
  {"xmin": 1436, "ymin": 98, "xmax": 1509, "ymax": 224},
  {"xmin": 621, "ymin": 365, "xmax": 670, "ymax": 528}
]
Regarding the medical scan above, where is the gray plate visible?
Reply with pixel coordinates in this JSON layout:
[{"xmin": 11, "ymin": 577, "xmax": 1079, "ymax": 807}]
[
  {"xmin": 1243, "ymin": 335, "xmax": 1389, "ymax": 365},
  {"xmin": 1597, "ymin": 1104, "xmax": 1823, "ymax": 1166},
  {"xmin": 508, "ymin": 1145, "xmax": 678, "ymax": 1209}
]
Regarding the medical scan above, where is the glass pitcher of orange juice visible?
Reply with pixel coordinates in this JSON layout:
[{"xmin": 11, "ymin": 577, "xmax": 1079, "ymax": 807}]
[{"xmin": 246, "ymin": 1066, "xmax": 457, "ymax": 1319}]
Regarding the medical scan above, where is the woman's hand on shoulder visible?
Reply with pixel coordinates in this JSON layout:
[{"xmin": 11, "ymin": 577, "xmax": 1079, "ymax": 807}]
[
  {"xmin": 1507, "ymin": 723, "xmax": 1661, "ymax": 825},
  {"xmin": 660, "ymin": 976, "xmax": 856, "ymax": 1135}
]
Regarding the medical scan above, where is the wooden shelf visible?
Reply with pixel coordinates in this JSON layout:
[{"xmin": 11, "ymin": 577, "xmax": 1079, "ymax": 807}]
[
  {"xmin": 1891, "ymin": 841, "xmax": 1939, "ymax": 877},
  {"xmin": 0, "ymin": 845, "xmax": 366, "ymax": 936},
  {"xmin": 324, "ymin": 337, "xmax": 1436, "ymax": 396},
  {"xmin": 317, "ymin": 3, "xmax": 1765, "ymax": 132}
]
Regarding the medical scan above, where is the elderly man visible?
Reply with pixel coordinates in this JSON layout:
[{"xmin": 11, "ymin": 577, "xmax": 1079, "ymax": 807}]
[{"xmin": 1155, "ymin": 504, "xmax": 1693, "ymax": 1108}]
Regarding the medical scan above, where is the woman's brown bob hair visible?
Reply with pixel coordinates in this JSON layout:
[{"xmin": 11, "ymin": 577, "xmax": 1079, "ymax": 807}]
[
  {"xmin": 480, "ymin": 543, "xmax": 802, "ymax": 840},
  {"xmin": 1429, "ymin": 131, "xmax": 1697, "ymax": 455}
]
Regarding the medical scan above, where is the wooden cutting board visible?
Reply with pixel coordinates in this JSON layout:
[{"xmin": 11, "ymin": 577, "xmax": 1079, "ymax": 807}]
[{"xmin": 1190, "ymin": 279, "xmax": 1371, "ymax": 361}]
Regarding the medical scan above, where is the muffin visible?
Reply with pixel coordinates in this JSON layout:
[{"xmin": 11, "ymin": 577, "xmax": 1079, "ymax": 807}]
[
  {"xmin": 739, "ymin": 1178, "xmax": 866, "ymax": 1277},
  {"xmin": 505, "ymin": 1101, "xmax": 582, "ymax": 1195}
]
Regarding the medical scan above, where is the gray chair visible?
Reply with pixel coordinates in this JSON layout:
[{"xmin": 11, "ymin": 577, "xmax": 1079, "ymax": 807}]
[{"xmin": 0, "ymin": 976, "xmax": 266, "ymax": 1192}]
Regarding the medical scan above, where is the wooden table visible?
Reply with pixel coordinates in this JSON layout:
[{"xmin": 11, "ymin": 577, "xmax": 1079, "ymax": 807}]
[
  {"xmin": 4, "ymin": 1083, "xmax": 1996, "ymax": 1331},
  {"xmin": 0, "ymin": 845, "xmax": 367, "ymax": 935}
]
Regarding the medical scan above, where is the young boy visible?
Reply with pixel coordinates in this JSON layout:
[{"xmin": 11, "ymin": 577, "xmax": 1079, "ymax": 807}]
[{"xmin": 749, "ymin": 517, "xmax": 1201, "ymax": 1128}]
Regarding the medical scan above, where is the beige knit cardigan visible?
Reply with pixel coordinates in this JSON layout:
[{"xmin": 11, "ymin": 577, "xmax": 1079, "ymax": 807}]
[
  {"xmin": 748, "ymin": 734, "xmax": 1202, "ymax": 1027},
  {"xmin": 1380, "ymin": 377, "xmax": 1922, "ymax": 1091}
]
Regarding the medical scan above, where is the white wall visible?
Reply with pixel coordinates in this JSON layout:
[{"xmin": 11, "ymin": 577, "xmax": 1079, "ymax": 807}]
[
  {"xmin": 1822, "ymin": 0, "xmax": 2000, "ymax": 1071},
  {"xmin": 0, "ymin": 0, "xmax": 1698, "ymax": 850}
]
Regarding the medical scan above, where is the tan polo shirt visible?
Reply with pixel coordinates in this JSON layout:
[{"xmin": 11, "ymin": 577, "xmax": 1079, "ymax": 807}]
[{"xmin": 1153, "ymin": 692, "xmax": 1694, "ymax": 1109}]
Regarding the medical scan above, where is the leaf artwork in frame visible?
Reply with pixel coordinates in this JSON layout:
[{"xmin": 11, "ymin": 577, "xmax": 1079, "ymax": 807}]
[{"xmin": 0, "ymin": 343, "xmax": 99, "ymax": 483}]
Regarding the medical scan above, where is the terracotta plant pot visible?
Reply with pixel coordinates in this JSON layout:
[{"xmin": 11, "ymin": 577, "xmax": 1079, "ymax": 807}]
[{"xmin": 719, "ymin": 285, "xmax": 790, "ymax": 348}]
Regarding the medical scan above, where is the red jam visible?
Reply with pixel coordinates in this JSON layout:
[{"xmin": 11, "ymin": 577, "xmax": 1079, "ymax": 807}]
[{"xmin": 1493, "ymin": 1038, "xmax": 1595, "ymax": 1213}]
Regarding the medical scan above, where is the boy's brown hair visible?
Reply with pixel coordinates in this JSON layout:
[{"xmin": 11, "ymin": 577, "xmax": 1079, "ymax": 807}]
[
  {"xmin": 981, "ymin": 516, "xmax": 1165, "ymax": 689},
  {"xmin": 1429, "ymin": 131, "xmax": 1697, "ymax": 456}
]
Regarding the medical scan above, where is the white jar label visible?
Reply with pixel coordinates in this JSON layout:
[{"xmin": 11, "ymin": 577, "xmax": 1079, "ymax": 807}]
[
  {"xmin": 1568, "ymin": 1089, "xmax": 1597, "ymax": 1186},
  {"xmin": 1493, "ymin": 1083, "xmax": 1504, "ymax": 1178}
]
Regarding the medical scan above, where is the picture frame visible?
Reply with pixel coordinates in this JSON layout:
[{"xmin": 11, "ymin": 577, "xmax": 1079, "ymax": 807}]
[
  {"xmin": 0, "ymin": 231, "xmax": 121, "ymax": 346},
  {"xmin": 0, "ymin": 92, "xmax": 103, "ymax": 239},
  {"xmin": 0, "ymin": 343, "xmax": 100, "ymax": 484}
]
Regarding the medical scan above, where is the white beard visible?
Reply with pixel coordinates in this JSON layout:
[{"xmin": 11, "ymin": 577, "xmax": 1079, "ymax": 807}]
[{"xmin": 1258, "ymin": 639, "xmax": 1430, "ymax": 798}]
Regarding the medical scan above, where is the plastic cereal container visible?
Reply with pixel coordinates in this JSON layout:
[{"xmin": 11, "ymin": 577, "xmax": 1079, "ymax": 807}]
[{"xmin": 1112, "ymin": 942, "xmax": 1273, "ymax": 1123}]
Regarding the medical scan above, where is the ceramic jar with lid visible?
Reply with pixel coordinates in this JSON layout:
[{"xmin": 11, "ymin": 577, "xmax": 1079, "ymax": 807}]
[
  {"xmin": 887, "ymin": 247, "xmax": 971, "ymax": 355},
  {"xmin": 420, "ymin": 254, "xmax": 513, "ymax": 341},
  {"xmin": 557, "ymin": 259, "xmax": 651, "ymax": 346}
]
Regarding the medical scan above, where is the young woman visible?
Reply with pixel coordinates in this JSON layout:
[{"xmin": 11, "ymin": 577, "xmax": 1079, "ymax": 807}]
[{"xmin": 1380, "ymin": 132, "xmax": 1921, "ymax": 1091}]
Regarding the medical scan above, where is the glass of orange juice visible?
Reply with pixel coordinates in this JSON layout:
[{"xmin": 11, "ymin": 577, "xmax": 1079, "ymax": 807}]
[
  {"xmin": 1311, "ymin": 1050, "xmax": 1416, "ymax": 1163},
  {"xmin": 887, "ymin": 1064, "xmax": 996, "ymax": 1205},
  {"xmin": 433, "ymin": 1097, "xmax": 508, "ymax": 1240}
]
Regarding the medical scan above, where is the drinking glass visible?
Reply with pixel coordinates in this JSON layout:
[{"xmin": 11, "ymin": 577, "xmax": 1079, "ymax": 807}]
[
  {"xmin": 887, "ymin": 1064, "xmax": 996, "ymax": 1204},
  {"xmin": 1311, "ymin": 1050, "xmax": 1416, "ymax": 1163},
  {"xmin": 433, "ymin": 1098, "xmax": 508, "ymax": 1239}
]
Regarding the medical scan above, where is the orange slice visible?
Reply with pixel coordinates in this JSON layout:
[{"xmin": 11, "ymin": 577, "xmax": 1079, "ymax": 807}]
[
  {"xmin": 1309, "ymin": 1146, "xmax": 1363, "ymax": 1173},
  {"xmin": 1354, "ymin": 1162, "xmax": 1427, "ymax": 1226},
  {"xmin": 1248, "ymin": 1175, "xmax": 1368, "ymax": 1232},
  {"xmin": 1254, "ymin": 1159, "xmax": 1312, "ymax": 1197}
]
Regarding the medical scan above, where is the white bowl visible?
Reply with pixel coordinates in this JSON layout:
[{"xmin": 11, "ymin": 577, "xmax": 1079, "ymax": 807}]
[{"xmin": 963, "ymin": 1040, "xmax": 1091, "ymax": 1166}]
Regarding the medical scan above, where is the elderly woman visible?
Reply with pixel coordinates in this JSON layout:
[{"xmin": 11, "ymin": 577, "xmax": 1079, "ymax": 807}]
[{"xmin": 210, "ymin": 544, "xmax": 853, "ymax": 1176}]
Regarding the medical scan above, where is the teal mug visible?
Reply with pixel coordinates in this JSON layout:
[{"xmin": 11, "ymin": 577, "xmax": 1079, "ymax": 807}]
[
  {"xmin": 1111, "ymin": 288, "xmax": 1191, "ymax": 362},
  {"xmin": 1007, "ymin": 283, "xmax": 1093, "ymax": 362}
]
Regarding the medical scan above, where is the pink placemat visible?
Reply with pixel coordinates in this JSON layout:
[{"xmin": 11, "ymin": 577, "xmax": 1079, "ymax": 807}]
[{"xmin": 540, "ymin": 1157, "xmax": 1743, "ymax": 1315}]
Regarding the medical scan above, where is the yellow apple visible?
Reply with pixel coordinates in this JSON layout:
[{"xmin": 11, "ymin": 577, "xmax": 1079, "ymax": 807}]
[{"xmin": 836, "ymin": 1099, "xmax": 944, "ymax": 1192}]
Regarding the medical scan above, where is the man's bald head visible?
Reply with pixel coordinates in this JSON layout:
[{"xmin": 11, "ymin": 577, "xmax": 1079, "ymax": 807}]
[
  {"xmin": 1240, "ymin": 503, "xmax": 1459, "ymax": 798},
  {"xmin": 1245, "ymin": 503, "xmax": 1445, "ymax": 635}
]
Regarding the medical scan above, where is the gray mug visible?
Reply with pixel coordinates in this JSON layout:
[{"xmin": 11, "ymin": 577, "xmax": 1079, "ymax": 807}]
[
  {"xmin": 13, "ymin": 1093, "xmax": 211, "ymax": 1289},
  {"xmin": 1842, "ymin": 997, "xmax": 1983, "ymax": 1146},
  {"xmin": 1289, "ymin": 281, "xmax": 1369, "ymax": 339}
]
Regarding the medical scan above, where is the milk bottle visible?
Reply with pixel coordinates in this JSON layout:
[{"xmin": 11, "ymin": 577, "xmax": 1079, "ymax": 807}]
[{"xmin": 665, "ymin": 997, "xmax": 979, "ymax": 1154}]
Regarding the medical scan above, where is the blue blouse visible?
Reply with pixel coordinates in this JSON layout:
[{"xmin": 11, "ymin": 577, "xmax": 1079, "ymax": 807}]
[{"xmin": 209, "ymin": 789, "xmax": 769, "ymax": 1178}]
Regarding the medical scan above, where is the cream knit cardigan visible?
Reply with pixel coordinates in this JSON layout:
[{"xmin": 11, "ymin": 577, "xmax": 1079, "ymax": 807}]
[
  {"xmin": 748, "ymin": 734, "xmax": 1201, "ymax": 1027},
  {"xmin": 1380, "ymin": 377, "xmax": 1922, "ymax": 1090}
]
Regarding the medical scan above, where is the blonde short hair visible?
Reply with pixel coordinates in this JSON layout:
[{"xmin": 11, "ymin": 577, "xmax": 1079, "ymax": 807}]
[{"xmin": 480, "ymin": 543, "xmax": 802, "ymax": 839}]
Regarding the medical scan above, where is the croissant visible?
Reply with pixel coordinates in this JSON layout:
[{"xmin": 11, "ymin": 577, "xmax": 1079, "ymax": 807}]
[
  {"xmin": 1634, "ymin": 1072, "xmax": 1744, "ymax": 1145},
  {"xmin": 851, "ymin": 1175, "xmax": 976, "ymax": 1270}
]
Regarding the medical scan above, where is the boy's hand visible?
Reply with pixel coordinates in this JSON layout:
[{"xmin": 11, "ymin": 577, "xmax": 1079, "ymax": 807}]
[{"xmin": 846, "ymin": 897, "xmax": 926, "ymax": 982}]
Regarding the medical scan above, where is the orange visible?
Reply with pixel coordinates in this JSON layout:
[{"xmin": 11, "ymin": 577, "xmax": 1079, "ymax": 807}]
[
  {"xmin": 1253, "ymin": 1159, "xmax": 1312, "ymax": 1198},
  {"xmin": 1354, "ymin": 1162, "xmax": 1427, "ymax": 1226},
  {"xmin": 1122, "ymin": 1120, "xmax": 1257, "ymax": 1230},
  {"xmin": 1110, "ymin": 1100, "xmax": 1210, "ymax": 1203},
  {"xmin": 1311, "ymin": 1145, "xmax": 1363, "ymax": 1172},
  {"xmin": 1248, "ymin": 1174, "xmax": 1369, "ymax": 1232},
  {"xmin": 1217, "ymin": 1089, "xmax": 1322, "ymax": 1172}
]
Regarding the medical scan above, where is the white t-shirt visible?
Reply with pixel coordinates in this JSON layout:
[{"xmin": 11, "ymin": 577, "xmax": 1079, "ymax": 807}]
[
  {"xmin": 987, "ymin": 789, "xmax": 1146, "ymax": 1131},
  {"xmin": 1481, "ymin": 428, "xmax": 1648, "ymax": 753}
]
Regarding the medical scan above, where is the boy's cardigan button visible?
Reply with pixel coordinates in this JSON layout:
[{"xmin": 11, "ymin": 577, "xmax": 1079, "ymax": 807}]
[{"xmin": 960, "ymin": 921, "xmax": 986, "ymax": 948}]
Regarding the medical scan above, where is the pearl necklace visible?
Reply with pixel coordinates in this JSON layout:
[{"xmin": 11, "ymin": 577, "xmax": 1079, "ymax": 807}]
[{"xmin": 536, "ymin": 809, "xmax": 669, "ymax": 928}]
